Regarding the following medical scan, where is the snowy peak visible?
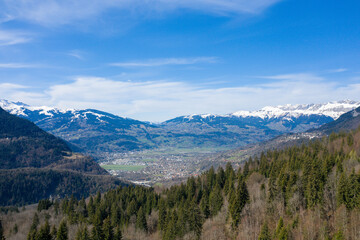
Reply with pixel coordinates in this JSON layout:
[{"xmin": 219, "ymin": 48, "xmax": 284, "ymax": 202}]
[
  {"xmin": 0, "ymin": 99, "xmax": 74, "ymax": 117},
  {"xmin": 231, "ymin": 100, "xmax": 360, "ymax": 120},
  {"xmin": 0, "ymin": 99, "xmax": 125, "ymax": 123}
]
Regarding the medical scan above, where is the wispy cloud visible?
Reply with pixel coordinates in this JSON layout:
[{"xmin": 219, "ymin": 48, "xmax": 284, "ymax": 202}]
[
  {"xmin": 0, "ymin": 29, "xmax": 31, "ymax": 46},
  {"xmin": 0, "ymin": 63, "xmax": 42, "ymax": 68},
  {"xmin": 67, "ymin": 50, "xmax": 85, "ymax": 60},
  {"xmin": 2, "ymin": 72, "xmax": 360, "ymax": 122},
  {"xmin": 110, "ymin": 57, "xmax": 218, "ymax": 67},
  {"xmin": 0, "ymin": 83, "xmax": 28, "ymax": 89},
  {"xmin": 1, "ymin": 0, "xmax": 282, "ymax": 26},
  {"xmin": 258, "ymin": 73, "xmax": 324, "ymax": 82},
  {"xmin": 326, "ymin": 68, "xmax": 348, "ymax": 73}
]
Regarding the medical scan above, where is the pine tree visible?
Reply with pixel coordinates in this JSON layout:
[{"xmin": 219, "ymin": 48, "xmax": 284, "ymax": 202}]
[
  {"xmin": 216, "ymin": 167, "xmax": 225, "ymax": 188},
  {"xmin": 347, "ymin": 169, "xmax": 360, "ymax": 209},
  {"xmin": 91, "ymin": 211, "xmax": 104, "ymax": 240},
  {"xmin": 75, "ymin": 225, "xmax": 90, "ymax": 240},
  {"xmin": 135, "ymin": 207, "xmax": 147, "ymax": 232},
  {"xmin": 103, "ymin": 217, "xmax": 114, "ymax": 240},
  {"xmin": 207, "ymin": 166, "xmax": 216, "ymax": 189},
  {"xmin": 229, "ymin": 175, "xmax": 249, "ymax": 228},
  {"xmin": 87, "ymin": 196, "xmax": 95, "ymax": 221},
  {"xmin": 37, "ymin": 221, "xmax": 51, "ymax": 240},
  {"xmin": 258, "ymin": 222, "xmax": 271, "ymax": 240},
  {"xmin": 27, "ymin": 213, "xmax": 40, "ymax": 240},
  {"xmin": 158, "ymin": 199, "xmax": 167, "ymax": 231},
  {"xmin": 278, "ymin": 227, "xmax": 288, "ymax": 240},
  {"xmin": 110, "ymin": 203, "xmax": 121, "ymax": 226},
  {"xmin": 31, "ymin": 213, "xmax": 40, "ymax": 230},
  {"xmin": 275, "ymin": 217, "xmax": 284, "ymax": 236},
  {"xmin": 243, "ymin": 161, "xmax": 250, "ymax": 178},
  {"xmin": 209, "ymin": 184, "xmax": 223, "ymax": 217},
  {"xmin": 56, "ymin": 220, "xmax": 68, "ymax": 240},
  {"xmin": 78, "ymin": 197, "xmax": 88, "ymax": 220},
  {"xmin": 200, "ymin": 192, "xmax": 210, "ymax": 218},
  {"xmin": 337, "ymin": 172, "xmax": 348, "ymax": 207},
  {"xmin": 187, "ymin": 200, "xmax": 203, "ymax": 239},
  {"xmin": 163, "ymin": 210, "xmax": 177, "ymax": 240}
]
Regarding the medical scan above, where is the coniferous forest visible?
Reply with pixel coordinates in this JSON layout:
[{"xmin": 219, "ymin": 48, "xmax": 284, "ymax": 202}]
[{"xmin": 1, "ymin": 127, "xmax": 360, "ymax": 239}]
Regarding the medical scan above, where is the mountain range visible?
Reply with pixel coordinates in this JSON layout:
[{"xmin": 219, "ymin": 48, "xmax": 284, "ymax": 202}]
[
  {"xmin": 1, "ymin": 99, "xmax": 359, "ymax": 159},
  {"xmin": 216, "ymin": 105, "xmax": 360, "ymax": 164}
]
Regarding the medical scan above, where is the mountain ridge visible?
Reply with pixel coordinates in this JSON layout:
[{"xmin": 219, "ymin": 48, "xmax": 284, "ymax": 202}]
[{"xmin": 1, "ymin": 99, "xmax": 359, "ymax": 159}]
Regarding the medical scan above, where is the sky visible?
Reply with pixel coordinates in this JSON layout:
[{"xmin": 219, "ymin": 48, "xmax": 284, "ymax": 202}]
[{"xmin": 0, "ymin": 0, "xmax": 359, "ymax": 122}]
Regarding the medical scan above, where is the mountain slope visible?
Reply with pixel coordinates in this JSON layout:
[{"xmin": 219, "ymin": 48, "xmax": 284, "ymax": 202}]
[
  {"xmin": 0, "ymin": 107, "xmax": 123, "ymax": 205},
  {"xmin": 314, "ymin": 106, "xmax": 360, "ymax": 134},
  {"xmin": 217, "ymin": 105, "xmax": 360, "ymax": 164}
]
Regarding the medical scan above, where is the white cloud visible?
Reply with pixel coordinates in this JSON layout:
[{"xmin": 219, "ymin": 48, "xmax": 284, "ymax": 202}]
[
  {"xmin": 2, "ymin": 73, "xmax": 360, "ymax": 122},
  {"xmin": 110, "ymin": 57, "xmax": 218, "ymax": 67},
  {"xmin": 1, "ymin": 0, "xmax": 282, "ymax": 26},
  {"xmin": 0, "ymin": 29, "xmax": 31, "ymax": 46},
  {"xmin": 0, "ymin": 63, "xmax": 41, "ymax": 68}
]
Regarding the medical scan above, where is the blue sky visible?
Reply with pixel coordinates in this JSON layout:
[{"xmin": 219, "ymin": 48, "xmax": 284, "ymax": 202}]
[{"xmin": 0, "ymin": 0, "xmax": 359, "ymax": 121}]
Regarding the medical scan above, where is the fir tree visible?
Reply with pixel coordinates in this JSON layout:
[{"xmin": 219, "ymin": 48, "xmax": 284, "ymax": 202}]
[
  {"xmin": 158, "ymin": 199, "xmax": 167, "ymax": 231},
  {"xmin": 163, "ymin": 210, "xmax": 177, "ymax": 240},
  {"xmin": 75, "ymin": 225, "xmax": 90, "ymax": 240},
  {"xmin": 103, "ymin": 217, "xmax": 114, "ymax": 240},
  {"xmin": 37, "ymin": 221, "xmax": 51, "ymax": 240},
  {"xmin": 216, "ymin": 167, "xmax": 225, "ymax": 188},
  {"xmin": 258, "ymin": 222, "xmax": 271, "ymax": 240},
  {"xmin": 56, "ymin": 220, "xmax": 68, "ymax": 240},
  {"xmin": 229, "ymin": 175, "xmax": 249, "ymax": 228},
  {"xmin": 187, "ymin": 200, "xmax": 203, "ymax": 239},
  {"xmin": 337, "ymin": 172, "xmax": 348, "ymax": 207},
  {"xmin": 135, "ymin": 207, "xmax": 147, "ymax": 232},
  {"xmin": 275, "ymin": 217, "xmax": 284, "ymax": 236},
  {"xmin": 207, "ymin": 166, "xmax": 216, "ymax": 189},
  {"xmin": 27, "ymin": 213, "xmax": 40, "ymax": 240},
  {"xmin": 243, "ymin": 161, "xmax": 250, "ymax": 178},
  {"xmin": 200, "ymin": 192, "xmax": 210, "ymax": 218},
  {"xmin": 91, "ymin": 212, "xmax": 104, "ymax": 240},
  {"xmin": 209, "ymin": 184, "xmax": 223, "ymax": 217}
]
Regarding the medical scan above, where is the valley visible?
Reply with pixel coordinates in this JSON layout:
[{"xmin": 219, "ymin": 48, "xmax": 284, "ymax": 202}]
[
  {"xmin": 99, "ymin": 147, "xmax": 230, "ymax": 185},
  {"xmin": 1, "ymin": 99, "xmax": 360, "ymax": 186}
]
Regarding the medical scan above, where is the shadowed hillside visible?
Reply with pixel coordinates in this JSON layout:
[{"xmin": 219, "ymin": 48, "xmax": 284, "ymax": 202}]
[{"xmin": 0, "ymin": 107, "xmax": 125, "ymax": 206}]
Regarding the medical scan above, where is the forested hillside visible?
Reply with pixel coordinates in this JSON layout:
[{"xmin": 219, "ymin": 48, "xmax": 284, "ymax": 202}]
[
  {"xmin": 0, "ymin": 107, "xmax": 124, "ymax": 206},
  {"xmin": 2, "ymin": 127, "xmax": 360, "ymax": 239}
]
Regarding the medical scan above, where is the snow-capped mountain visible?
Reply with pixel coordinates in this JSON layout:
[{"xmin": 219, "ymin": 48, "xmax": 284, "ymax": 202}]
[
  {"xmin": 230, "ymin": 100, "xmax": 360, "ymax": 120},
  {"xmin": 1, "ymin": 99, "xmax": 359, "ymax": 158},
  {"xmin": 178, "ymin": 100, "xmax": 360, "ymax": 122},
  {"xmin": 162, "ymin": 100, "xmax": 360, "ymax": 137},
  {"xmin": 0, "ymin": 99, "xmax": 158, "ymax": 156}
]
